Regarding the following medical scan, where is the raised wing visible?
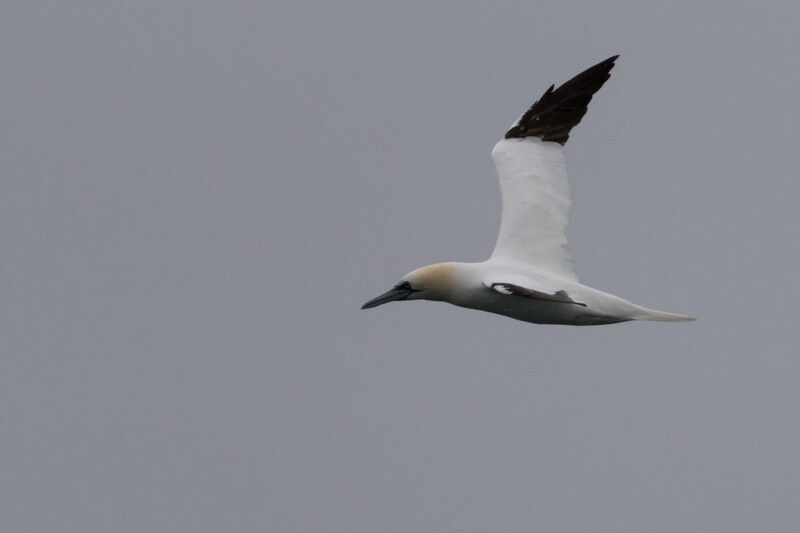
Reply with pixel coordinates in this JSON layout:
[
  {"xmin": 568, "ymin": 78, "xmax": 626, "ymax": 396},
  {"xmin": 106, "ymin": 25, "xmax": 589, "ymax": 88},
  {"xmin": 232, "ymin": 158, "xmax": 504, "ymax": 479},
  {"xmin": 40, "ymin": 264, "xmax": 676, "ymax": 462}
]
[
  {"xmin": 489, "ymin": 56, "xmax": 618, "ymax": 281},
  {"xmin": 490, "ymin": 139, "xmax": 576, "ymax": 278}
]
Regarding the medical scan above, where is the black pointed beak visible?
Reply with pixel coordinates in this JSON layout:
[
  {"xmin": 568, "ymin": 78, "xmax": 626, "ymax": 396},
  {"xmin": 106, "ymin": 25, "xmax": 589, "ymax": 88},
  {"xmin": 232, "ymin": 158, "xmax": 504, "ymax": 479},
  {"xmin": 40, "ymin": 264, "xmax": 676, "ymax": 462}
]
[{"xmin": 361, "ymin": 287, "xmax": 413, "ymax": 309}]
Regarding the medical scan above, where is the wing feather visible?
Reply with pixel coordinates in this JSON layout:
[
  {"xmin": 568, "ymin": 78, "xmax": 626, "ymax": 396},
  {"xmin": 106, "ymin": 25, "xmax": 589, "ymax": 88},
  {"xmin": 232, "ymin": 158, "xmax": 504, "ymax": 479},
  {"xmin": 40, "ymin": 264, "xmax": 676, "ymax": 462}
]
[
  {"xmin": 490, "ymin": 138, "xmax": 577, "ymax": 279},
  {"xmin": 505, "ymin": 55, "xmax": 618, "ymax": 145},
  {"xmin": 489, "ymin": 56, "xmax": 618, "ymax": 280}
]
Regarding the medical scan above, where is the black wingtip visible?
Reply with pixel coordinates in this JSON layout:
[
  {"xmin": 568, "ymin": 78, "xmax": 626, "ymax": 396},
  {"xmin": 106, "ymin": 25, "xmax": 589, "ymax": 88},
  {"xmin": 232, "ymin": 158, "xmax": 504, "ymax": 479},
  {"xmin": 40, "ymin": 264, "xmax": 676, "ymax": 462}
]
[{"xmin": 504, "ymin": 55, "xmax": 620, "ymax": 145}]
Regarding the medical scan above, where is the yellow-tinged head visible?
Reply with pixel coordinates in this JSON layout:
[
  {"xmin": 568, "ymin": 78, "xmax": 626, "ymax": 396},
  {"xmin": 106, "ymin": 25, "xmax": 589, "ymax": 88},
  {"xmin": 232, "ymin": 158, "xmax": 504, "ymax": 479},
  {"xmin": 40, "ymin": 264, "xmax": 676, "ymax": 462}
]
[{"xmin": 361, "ymin": 263, "xmax": 457, "ymax": 309}]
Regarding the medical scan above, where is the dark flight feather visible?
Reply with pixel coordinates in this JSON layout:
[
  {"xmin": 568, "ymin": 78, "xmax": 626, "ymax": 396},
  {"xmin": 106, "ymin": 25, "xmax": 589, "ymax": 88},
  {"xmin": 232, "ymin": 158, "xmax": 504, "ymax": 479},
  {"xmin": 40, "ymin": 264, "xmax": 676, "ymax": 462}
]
[{"xmin": 504, "ymin": 55, "xmax": 618, "ymax": 145}]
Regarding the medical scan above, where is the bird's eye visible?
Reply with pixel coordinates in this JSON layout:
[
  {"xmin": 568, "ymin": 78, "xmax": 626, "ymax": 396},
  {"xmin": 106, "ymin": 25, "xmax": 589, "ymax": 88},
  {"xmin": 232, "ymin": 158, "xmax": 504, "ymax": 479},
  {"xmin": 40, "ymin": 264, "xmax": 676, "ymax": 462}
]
[{"xmin": 395, "ymin": 281, "xmax": 412, "ymax": 290}]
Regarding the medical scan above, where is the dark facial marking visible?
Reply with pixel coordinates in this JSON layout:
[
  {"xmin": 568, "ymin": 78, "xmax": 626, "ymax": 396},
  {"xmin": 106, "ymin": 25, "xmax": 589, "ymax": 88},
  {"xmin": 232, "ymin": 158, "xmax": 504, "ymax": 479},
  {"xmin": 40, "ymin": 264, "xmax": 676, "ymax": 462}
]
[{"xmin": 395, "ymin": 281, "xmax": 420, "ymax": 293}]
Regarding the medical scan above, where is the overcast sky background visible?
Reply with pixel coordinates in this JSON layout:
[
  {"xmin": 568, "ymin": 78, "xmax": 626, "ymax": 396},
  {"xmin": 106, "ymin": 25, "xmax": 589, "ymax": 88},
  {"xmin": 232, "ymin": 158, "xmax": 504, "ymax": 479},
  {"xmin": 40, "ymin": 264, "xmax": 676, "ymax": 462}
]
[{"xmin": 3, "ymin": 2, "xmax": 800, "ymax": 532}]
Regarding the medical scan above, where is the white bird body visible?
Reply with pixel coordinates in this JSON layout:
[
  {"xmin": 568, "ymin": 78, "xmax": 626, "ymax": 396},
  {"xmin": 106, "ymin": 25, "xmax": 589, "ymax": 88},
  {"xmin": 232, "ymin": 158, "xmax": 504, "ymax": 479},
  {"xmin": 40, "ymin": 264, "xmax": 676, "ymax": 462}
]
[
  {"xmin": 362, "ymin": 56, "xmax": 694, "ymax": 326},
  {"xmin": 400, "ymin": 261, "xmax": 692, "ymax": 325}
]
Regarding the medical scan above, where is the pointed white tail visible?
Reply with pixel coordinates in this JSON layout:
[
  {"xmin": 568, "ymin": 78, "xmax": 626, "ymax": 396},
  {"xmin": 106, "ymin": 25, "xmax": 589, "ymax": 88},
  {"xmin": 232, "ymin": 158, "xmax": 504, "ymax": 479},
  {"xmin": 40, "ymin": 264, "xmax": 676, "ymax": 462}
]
[{"xmin": 634, "ymin": 309, "xmax": 696, "ymax": 322}]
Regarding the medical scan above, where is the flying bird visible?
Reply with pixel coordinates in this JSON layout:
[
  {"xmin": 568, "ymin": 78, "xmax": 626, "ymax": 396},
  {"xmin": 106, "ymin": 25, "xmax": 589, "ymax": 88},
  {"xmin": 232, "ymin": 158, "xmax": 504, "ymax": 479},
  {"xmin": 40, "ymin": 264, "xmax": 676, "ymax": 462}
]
[{"xmin": 362, "ymin": 56, "xmax": 694, "ymax": 325}]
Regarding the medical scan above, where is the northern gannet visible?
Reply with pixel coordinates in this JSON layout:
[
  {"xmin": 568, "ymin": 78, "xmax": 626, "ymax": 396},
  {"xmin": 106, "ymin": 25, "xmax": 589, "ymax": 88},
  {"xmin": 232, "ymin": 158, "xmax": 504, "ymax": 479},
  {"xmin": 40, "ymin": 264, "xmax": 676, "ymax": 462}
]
[{"xmin": 362, "ymin": 56, "xmax": 694, "ymax": 325}]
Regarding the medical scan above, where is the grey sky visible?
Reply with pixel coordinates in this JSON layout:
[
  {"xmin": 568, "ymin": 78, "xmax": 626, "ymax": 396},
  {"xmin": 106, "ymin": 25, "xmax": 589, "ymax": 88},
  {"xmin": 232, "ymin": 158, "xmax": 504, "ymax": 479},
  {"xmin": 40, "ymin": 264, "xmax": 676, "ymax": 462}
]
[{"xmin": 2, "ymin": 1, "xmax": 799, "ymax": 532}]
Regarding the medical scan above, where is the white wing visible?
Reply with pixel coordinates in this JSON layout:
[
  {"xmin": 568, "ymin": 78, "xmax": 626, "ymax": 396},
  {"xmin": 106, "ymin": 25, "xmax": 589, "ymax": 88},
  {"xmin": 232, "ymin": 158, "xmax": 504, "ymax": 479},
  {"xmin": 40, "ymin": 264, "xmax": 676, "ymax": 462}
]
[
  {"xmin": 490, "ymin": 138, "xmax": 577, "ymax": 280},
  {"xmin": 488, "ymin": 55, "xmax": 619, "ymax": 282}
]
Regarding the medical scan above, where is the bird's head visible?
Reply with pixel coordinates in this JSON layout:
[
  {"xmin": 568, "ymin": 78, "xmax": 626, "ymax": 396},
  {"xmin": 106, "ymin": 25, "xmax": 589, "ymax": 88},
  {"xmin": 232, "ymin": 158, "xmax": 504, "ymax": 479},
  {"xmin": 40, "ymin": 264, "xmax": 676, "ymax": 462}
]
[{"xmin": 361, "ymin": 263, "xmax": 456, "ymax": 309}]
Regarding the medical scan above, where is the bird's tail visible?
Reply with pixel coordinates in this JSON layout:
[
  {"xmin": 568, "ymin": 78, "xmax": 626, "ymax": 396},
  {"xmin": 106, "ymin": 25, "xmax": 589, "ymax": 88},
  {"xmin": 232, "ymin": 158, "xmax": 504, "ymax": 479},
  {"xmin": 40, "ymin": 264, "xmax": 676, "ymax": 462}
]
[{"xmin": 632, "ymin": 307, "xmax": 696, "ymax": 322}]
